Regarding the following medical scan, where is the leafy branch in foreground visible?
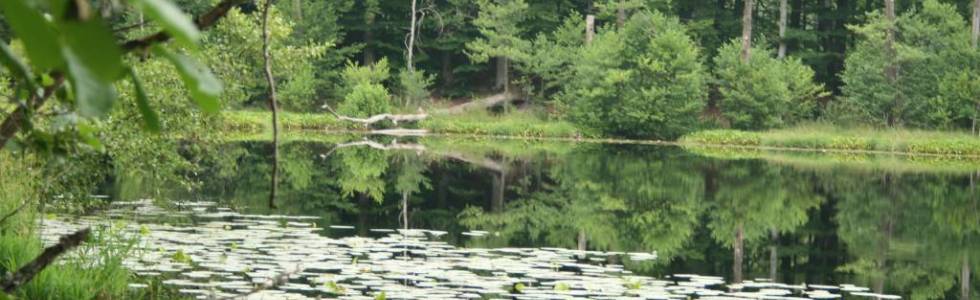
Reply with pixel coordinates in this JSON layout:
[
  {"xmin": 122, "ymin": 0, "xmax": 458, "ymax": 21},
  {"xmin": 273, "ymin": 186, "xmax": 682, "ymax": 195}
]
[{"xmin": 0, "ymin": 0, "xmax": 248, "ymax": 151}]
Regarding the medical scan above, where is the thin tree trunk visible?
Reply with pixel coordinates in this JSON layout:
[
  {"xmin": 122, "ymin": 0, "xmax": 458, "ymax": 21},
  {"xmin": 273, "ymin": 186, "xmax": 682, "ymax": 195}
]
[
  {"xmin": 740, "ymin": 0, "xmax": 755, "ymax": 63},
  {"xmin": 441, "ymin": 52, "xmax": 453, "ymax": 90},
  {"xmin": 261, "ymin": 0, "xmax": 280, "ymax": 209},
  {"xmin": 884, "ymin": 0, "xmax": 899, "ymax": 126},
  {"xmin": 778, "ymin": 0, "xmax": 788, "ymax": 59},
  {"xmin": 577, "ymin": 230, "xmax": 587, "ymax": 251},
  {"xmin": 402, "ymin": 191, "xmax": 409, "ymax": 230},
  {"xmin": 585, "ymin": 14, "xmax": 595, "ymax": 44},
  {"xmin": 616, "ymin": 0, "xmax": 626, "ymax": 27},
  {"xmin": 733, "ymin": 223, "xmax": 745, "ymax": 283},
  {"xmin": 407, "ymin": 0, "xmax": 418, "ymax": 73}
]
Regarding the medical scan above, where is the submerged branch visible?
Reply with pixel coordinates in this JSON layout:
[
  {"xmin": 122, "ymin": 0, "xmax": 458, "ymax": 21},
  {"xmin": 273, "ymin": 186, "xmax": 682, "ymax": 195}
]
[{"xmin": 0, "ymin": 228, "xmax": 91, "ymax": 293}]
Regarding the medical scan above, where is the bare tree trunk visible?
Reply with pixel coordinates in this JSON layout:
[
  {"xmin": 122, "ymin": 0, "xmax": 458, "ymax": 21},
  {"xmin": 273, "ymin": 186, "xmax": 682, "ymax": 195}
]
[
  {"xmin": 441, "ymin": 52, "xmax": 454, "ymax": 90},
  {"xmin": 577, "ymin": 230, "xmax": 587, "ymax": 251},
  {"xmin": 884, "ymin": 0, "xmax": 899, "ymax": 126},
  {"xmin": 261, "ymin": 0, "xmax": 280, "ymax": 209},
  {"xmin": 585, "ymin": 15, "xmax": 595, "ymax": 44},
  {"xmin": 495, "ymin": 57, "xmax": 509, "ymax": 92},
  {"xmin": 740, "ymin": 0, "xmax": 755, "ymax": 63},
  {"xmin": 973, "ymin": 0, "xmax": 979, "ymax": 49},
  {"xmin": 407, "ymin": 0, "xmax": 418, "ymax": 73},
  {"xmin": 778, "ymin": 0, "xmax": 788, "ymax": 59},
  {"xmin": 733, "ymin": 223, "xmax": 745, "ymax": 283},
  {"xmin": 616, "ymin": 0, "xmax": 626, "ymax": 28},
  {"xmin": 402, "ymin": 191, "xmax": 409, "ymax": 230}
]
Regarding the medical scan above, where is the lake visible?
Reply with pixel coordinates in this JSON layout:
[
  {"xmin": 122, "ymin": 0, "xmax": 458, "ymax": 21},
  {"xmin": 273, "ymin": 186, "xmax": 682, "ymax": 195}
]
[{"xmin": 40, "ymin": 134, "xmax": 978, "ymax": 299}]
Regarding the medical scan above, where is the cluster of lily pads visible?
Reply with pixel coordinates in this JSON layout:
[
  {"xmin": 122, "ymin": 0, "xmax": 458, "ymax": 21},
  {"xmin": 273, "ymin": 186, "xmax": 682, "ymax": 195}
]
[{"xmin": 40, "ymin": 200, "xmax": 900, "ymax": 299}]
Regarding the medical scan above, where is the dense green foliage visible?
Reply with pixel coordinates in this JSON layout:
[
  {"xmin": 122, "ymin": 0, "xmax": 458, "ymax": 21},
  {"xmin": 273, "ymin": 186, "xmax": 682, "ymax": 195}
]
[{"xmin": 560, "ymin": 12, "xmax": 708, "ymax": 140}]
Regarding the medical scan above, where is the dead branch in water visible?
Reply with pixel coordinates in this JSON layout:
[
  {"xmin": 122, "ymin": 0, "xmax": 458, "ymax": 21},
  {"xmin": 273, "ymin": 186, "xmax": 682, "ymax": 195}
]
[
  {"xmin": 1, "ymin": 228, "xmax": 91, "ymax": 293},
  {"xmin": 321, "ymin": 104, "xmax": 428, "ymax": 126}
]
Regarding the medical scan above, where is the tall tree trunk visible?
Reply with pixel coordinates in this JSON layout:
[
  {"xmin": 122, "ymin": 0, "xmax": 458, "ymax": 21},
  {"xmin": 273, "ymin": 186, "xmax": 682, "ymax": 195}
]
[
  {"xmin": 778, "ymin": 0, "xmax": 788, "ymax": 59},
  {"xmin": 402, "ymin": 191, "xmax": 409, "ymax": 230},
  {"xmin": 790, "ymin": 0, "xmax": 803, "ymax": 52},
  {"xmin": 495, "ymin": 57, "xmax": 510, "ymax": 92},
  {"xmin": 364, "ymin": 30, "xmax": 376, "ymax": 65},
  {"xmin": 884, "ymin": 0, "xmax": 899, "ymax": 126},
  {"xmin": 616, "ymin": 0, "xmax": 626, "ymax": 28},
  {"xmin": 740, "ymin": 0, "xmax": 755, "ymax": 63},
  {"xmin": 586, "ymin": 14, "xmax": 596, "ymax": 44},
  {"xmin": 733, "ymin": 223, "xmax": 745, "ymax": 283},
  {"xmin": 973, "ymin": 0, "xmax": 979, "ymax": 49},
  {"xmin": 407, "ymin": 0, "xmax": 418, "ymax": 73},
  {"xmin": 261, "ymin": 0, "xmax": 280, "ymax": 209},
  {"xmin": 577, "ymin": 230, "xmax": 587, "ymax": 251},
  {"xmin": 973, "ymin": 0, "xmax": 979, "ymax": 135}
]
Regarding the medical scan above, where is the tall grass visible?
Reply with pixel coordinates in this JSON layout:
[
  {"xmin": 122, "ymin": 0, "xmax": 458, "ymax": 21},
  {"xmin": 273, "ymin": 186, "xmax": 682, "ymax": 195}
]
[
  {"xmin": 0, "ymin": 154, "xmax": 136, "ymax": 300},
  {"xmin": 681, "ymin": 122, "xmax": 980, "ymax": 156},
  {"xmin": 222, "ymin": 110, "xmax": 343, "ymax": 132}
]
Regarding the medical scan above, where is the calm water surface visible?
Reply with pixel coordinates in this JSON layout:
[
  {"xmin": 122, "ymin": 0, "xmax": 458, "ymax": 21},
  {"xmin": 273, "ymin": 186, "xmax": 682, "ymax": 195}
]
[{"xmin": 55, "ymin": 136, "xmax": 979, "ymax": 299}]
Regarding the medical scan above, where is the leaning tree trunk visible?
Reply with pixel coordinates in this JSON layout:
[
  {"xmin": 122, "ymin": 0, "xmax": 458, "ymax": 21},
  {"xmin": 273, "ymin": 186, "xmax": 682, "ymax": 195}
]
[
  {"xmin": 778, "ymin": 0, "xmax": 788, "ymax": 59},
  {"xmin": 884, "ymin": 0, "xmax": 899, "ymax": 126},
  {"xmin": 261, "ymin": 0, "xmax": 280, "ymax": 209},
  {"xmin": 740, "ymin": 0, "xmax": 755, "ymax": 63}
]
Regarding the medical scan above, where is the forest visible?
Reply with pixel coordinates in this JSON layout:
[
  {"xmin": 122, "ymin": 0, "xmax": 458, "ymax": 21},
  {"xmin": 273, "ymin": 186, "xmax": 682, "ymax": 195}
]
[{"xmin": 0, "ymin": 0, "xmax": 979, "ymax": 299}]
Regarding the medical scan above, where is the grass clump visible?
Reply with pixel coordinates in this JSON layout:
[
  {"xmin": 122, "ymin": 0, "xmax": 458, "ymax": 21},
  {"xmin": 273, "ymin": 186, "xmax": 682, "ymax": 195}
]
[
  {"xmin": 222, "ymin": 110, "xmax": 343, "ymax": 132},
  {"xmin": 420, "ymin": 110, "xmax": 587, "ymax": 138},
  {"xmin": 680, "ymin": 122, "xmax": 980, "ymax": 157}
]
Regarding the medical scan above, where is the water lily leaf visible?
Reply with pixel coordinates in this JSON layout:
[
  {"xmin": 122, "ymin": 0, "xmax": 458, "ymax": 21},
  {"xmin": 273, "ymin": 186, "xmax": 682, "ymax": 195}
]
[
  {"xmin": 130, "ymin": 0, "xmax": 200, "ymax": 49},
  {"xmin": 153, "ymin": 45, "xmax": 221, "ymax": 113},
  {"xmin": 0, "ymin": 0, "xmax": 64, "ymax": 70},
  {"xmin": 128, "ymin": 68, "xmax": 161, "ymax": 133}
]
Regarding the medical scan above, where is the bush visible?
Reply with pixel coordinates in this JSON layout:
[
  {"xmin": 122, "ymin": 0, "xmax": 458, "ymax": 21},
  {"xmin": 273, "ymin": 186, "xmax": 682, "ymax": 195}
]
[
  {"xmin": 336, "ymin": 59, "xmax": 392, "ymax": 118},
  {"xmin": 561, "ymin": 12, "xmax": 708, "ymax": 140},
  {"xmin": 714, "ymin": 41, "xmax": 825, "ymax": 130},
  {"xmin": 837, "ymin": 0, "xmax": 980, "ymax": 129}
]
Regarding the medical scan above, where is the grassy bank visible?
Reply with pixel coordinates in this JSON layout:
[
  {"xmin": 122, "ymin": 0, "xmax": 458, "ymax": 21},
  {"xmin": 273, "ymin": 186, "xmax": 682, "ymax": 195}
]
[
  {"xmin": 223, "ymin": 110, "xmax": 587, "ymax": 139},
  {"xmin": 680, "ymin": 123, "xmax": 980, "ymax": 157}
]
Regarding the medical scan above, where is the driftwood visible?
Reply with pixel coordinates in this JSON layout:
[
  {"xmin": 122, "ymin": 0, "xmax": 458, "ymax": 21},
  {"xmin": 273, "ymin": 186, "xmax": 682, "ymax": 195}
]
[
  {"xmin": 1, "ymin": 228, "xmax": 91, "ymax": 293},
  {"xmin": 322, "ymin": 104, "xmax": 428, "ymax": 126},
  {"xmin": 370, "ymin": 129, "xmax": 429, "ymax": 136},
  {"xmin": 435, "ymin": 91, "xmax": 522, "ymax": 115}
]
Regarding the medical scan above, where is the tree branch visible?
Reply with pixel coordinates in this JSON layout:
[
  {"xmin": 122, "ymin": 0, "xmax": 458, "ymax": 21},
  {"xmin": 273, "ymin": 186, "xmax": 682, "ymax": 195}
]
[
  {"xmin": 0, "ymin": 0, "xmax": 247, "ymax": 149},
  {"xmin": 0, "ymin": 228, "xmax": 91, "ymax": 293}
]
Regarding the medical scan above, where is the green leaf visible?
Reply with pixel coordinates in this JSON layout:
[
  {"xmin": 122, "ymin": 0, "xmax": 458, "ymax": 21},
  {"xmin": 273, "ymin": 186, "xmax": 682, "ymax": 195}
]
[
  {"xmin": 128, "ymin": 68, "xmax": 161, "ymax": 133},
  {"xmin": 0, "ymin": 0, "xmax": 64, "ymax": 70},
  {"xmin": 77, "ymin": 123, "xmax": 104, "ymax": 151},
  {"xmin": 63, "ymin": 47, "xmax": 116, "ymax": 117},
  {"xmin": 61, "ymin": 20, "xmax": 124, "ymax": 81},
  {"xmin": 0, "ymin": 42, "xmax": 40, "ymax": 94},
  {"xmin": 131, "ymin": 0, "xmax": 200, "ymax": 49},
  {"xmin": 152, "ymin": 46, "xmax": 221, "ymax": 113}
]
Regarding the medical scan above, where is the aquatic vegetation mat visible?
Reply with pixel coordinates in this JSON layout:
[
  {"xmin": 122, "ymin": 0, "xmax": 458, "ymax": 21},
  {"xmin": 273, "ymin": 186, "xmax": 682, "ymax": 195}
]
[{"xmin": 41, "ymin": 201, "xmax": 899, "ymax": 299}]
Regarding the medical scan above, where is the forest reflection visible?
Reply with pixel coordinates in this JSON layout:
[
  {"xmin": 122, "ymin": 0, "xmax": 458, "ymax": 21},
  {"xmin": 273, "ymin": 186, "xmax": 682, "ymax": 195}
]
[{"xmin": 126, "ymin": 137, "xmax": 979, "ymax": 298}]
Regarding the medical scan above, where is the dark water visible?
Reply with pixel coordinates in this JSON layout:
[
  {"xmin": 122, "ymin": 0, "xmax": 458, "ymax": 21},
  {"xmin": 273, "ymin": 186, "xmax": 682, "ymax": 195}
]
[{"xmin": 96, "ymin": 136, "xmax": 979, "ymax": 299}]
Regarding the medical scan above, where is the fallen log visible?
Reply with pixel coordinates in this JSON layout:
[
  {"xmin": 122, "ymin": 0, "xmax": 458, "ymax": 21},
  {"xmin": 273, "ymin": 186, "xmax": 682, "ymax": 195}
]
[
  {"xmin": 435, "ymin": 91, "xmax": 522, "ymax": 115},
  {"xmin": 1, "ymin": 228, "xmax": 91, "ymax": 293},
  {"xmin": 321, "ymin": 104, "xmax": 428, "ymax": 126}
]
